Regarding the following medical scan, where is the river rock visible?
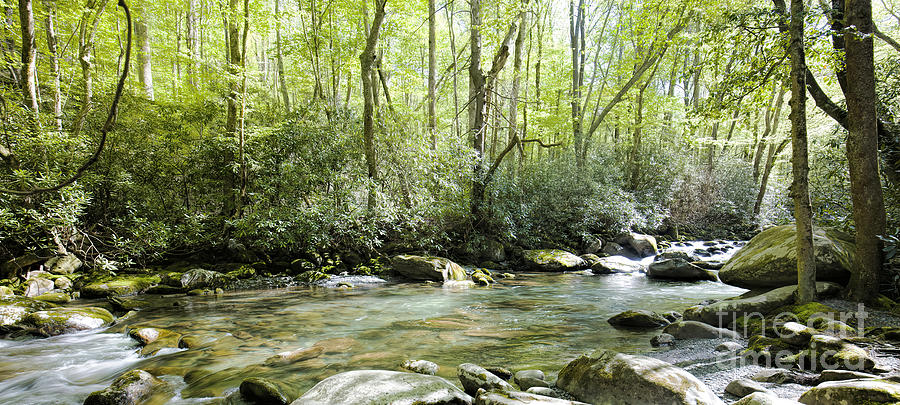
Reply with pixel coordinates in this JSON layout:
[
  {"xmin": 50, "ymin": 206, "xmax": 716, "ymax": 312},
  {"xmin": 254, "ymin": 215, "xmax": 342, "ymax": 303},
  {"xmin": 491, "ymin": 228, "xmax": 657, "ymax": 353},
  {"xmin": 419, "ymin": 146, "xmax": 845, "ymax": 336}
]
[
  {"xmin": 817, "ymin": 370, "xmax": 879, "ymax": 383},
  {"xmin": 55, "ymin": 276, "xmax": 73, "ymax": 290},
  {"xmin": 715, "ymin": 341, "xmax": 744, "ymax": 353},
  {"xmin": 474, "ymin": 389, "xmax": 588, "ymax": 405},
  {"xmin": 583, "ymin": 236, "xmax": 603, "ymax": 255},
  {"xmin": 719, "ymin": 225, "xmax": 856, "ymax": 289},
  {"xmin": 0, "ymin": 286, "xmax": 12, "ymax": 297},
  {"xmin": 391, "ymin": 255, "xmax": 468, "ymax": 282},
  {"xmin": 591, "ymin": 255, "xmax": 644, "ymax": 274},
  {"xmin": 0, "ymin": 296, "xmax": 54, "ymax": 329},
  {"xmin": 579, "ymin": 254, "xmax": 602, "ymax": 267},
  {"xmin": 663, "ymin": 321, "xmax": 740, "ymax": 340},
  {"xmin": 616, "ymin": 232, "xmax": 659, "ymax": 257},
  {"xmin": 240, "ymin": 377, "xmax": 290, "ymax": 405},
  {"xmin": 484, "ymin": 366, "xmax": 513, "ymax": 381},
  {"xmin": 779, "ymin": 322, "xmax": 816, "ymax": 346},
  {"xmin": 458, "ymin": 363, "xmax": 514, "ymax": 395},
  {"xmin": 22, "ymin": 307, "xmax": 114, "ymax": 336},
  {"xmin": 34, "ymin": 291, "xmax": 70, "ymax": 304},
  {"xmin": 402, "ymin": 359, "xmax": 439, "ymax": 375},
  {"xmin": 84, "ymin": 369, "xmax": 166, "ymax": 405},
  {"xmin": 180, "ymin": 268, "xmax": 225, "ymax": 289},
  {"xmin": 81, "ymin": 275, "xmax": 159, "ymax": 298},
  {"xmin": 651, "ymin": 333, "xmax": 676, "ymax": 347},
  {"xmin": 683, "ymin": 283, "xmax": 842, "ymax": 327},
  {"xmin": 291, "ymin": 370, "xmax": 472, "ymax": 405},
  {"xmin": 734, "ymin": 392, "xmax": 803, "ymax": 405},
  {"xmin": 521, "ymin": 250, "xmax": 587, "ymax": 272},
  {"xmin": 24, "ymin": 277, "xmax": 54, "ymax": 297},
  {"xmin": 556, "ymin": 350, "xmax": 723, "ymax": 405},
  {"xmin": 47, "ymin": 254, "xmax": 82, "ymax": 275},
  {"xmin": 514, "ymin": 370, "xmax": 549, "ymax": 391},
  {"xmin": 608, "ymin": 310, "xmax": 670, "ymax": 329},
  {"xmin": 798, "ymin": 379, "xmax": 900, "ymax": 404},
  {"xmin": 601, "ymin": 242, "xmax": 626, "ymax": 256},
  {"xmin": 647, "ymin": 258, "xmax": 717, "ymax": 282},
  {"xmin": 726, "ymin": 379, "xmax": 769, "ymax": 397},
  {"xmin": 265, "ymin": 346, "xmax": 325, "ymax": 365},
  {"xmin": 129, "ymin": 327, "xmax": 182, "ymax": 356}
]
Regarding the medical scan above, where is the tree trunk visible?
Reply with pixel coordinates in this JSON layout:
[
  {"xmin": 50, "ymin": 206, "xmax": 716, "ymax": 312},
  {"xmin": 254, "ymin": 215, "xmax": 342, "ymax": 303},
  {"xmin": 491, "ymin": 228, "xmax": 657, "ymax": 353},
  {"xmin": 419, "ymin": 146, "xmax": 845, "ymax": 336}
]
[
  {"xmin": 274, "ymin": 0, "xmax": 291, "ymax": 110},
  {"xmin": 753, "ymin": 87, "xmax": 784, "ymax": 183},
  {"xmin": 753, "ymin": 86, "xmax": 786, "ymax": 216},
  {"xmin": 788, "ymin": 0, "xmax": 815, "ymax": 304},
  {"xmin": 223, "ymin": 0, "xmax": 242, "ymax": 219},
  {"xmin": 18, "ymin": 0, "xmax": 38, "ymax": 116},
  {"xmin": 569, "ymin": 0, "xmax": 585, "ymax": 169},
  {"xmin": 135, "ymin": 18, "xmax": 154, "ymax": 100},
  {"xmin": 427, "ymin": 0, "xmax": 436, "ymax": 148},
  {"xmin": 360, "ymin": 0, "xmax": 387, "ymax": 214},
  {"xmin": 187, "ymin": 0, "xmax": 198, "ymax": 87},
  {"xmin": 845, "ymin": 0, "xmax": 886, "ymax": 302},
  {"xmin": 73, "ymin": 0, "xmax": 110, "ymax": 137},
  {"xmin": 446, "ymin": 0, "xmax": 459, "ymax": 139},
  {"xmin": 44, "ymin": 0, "xmax": 61, "ymax": 132}
]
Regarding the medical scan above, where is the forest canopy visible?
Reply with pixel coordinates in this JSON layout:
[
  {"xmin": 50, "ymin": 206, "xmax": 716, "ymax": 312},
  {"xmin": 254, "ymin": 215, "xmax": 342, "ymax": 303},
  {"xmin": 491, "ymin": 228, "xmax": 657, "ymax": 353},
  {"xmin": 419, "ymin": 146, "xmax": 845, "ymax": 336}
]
[{"xmin": 0, "ymin": 0, "xmax": 897, "ymax": 281}]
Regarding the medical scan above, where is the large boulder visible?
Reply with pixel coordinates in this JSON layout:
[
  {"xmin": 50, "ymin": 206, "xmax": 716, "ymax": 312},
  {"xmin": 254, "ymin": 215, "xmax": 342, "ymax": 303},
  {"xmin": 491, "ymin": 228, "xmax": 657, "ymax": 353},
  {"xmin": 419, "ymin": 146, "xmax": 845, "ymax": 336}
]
[
  {"xmin": 663, "ymin": 321, "xmax": 740, "ymax": 340},
  {"xmin": 798, "ymin": 379, "xmax": 900, "ymax": 404},
  {"xmin": 22, "ymin": 307, "xmax": 114, "ymax": 336},
  {"xmin": 607, "ymin": 310, "xmax": 670, "ymax": 329},
  {"xmin": 590, "ymin": 256, "xmax": 644, "ymax": 274},
  {"xmin": 719, "ymin": 226, "xmax": 855, "ymax": 289},
  {"xmin": 180, "ymin": 268, "xmax": 225, "ymax": 290},
  {"xmin": 291, "ymin": 370, "xmax": 472, "ymax": 405},
  {"xmin": 457, "ymin": 363, "xmax": 514, "ymax": 395},
  {"xmin": 84, "ymin": 369, "xmax": 167, "ymax": 405},
  {"xmin": 647, "ymin": 258, "xmax": 718, "ymax": 282},
  {"xmin": 521, "ymin": 250, "xmax": 587, "ymax": 272},
  {"xmin": 391, "ymin": 255, "xmax": 468, "ymax": 282},
  {"xmin": 683, "ymin": 282, "xmax": 842, "ymax": 327},
  {"xmin": 46, "ymin": 254, "xmax": 82, "ymax": 275},
  {"xmin": 616, "ymin": 233, "xmax": 659, "ymax": 257},
  {"xmin": 24, "ymin": 277, "xmax": 55, "ymax": 297},
  {"xmin": 555, "ymin": 350, "xmax": 724, "ymax": 405},
  {"xmin": 0, "ymin": 296, "xmax": 55, "ymax": 330}
]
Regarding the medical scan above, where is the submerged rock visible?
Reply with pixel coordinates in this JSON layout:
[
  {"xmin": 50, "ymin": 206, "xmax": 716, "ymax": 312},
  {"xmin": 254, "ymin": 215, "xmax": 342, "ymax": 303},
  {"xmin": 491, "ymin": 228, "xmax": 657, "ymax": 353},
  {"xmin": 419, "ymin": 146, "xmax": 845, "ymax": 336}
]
[
  {"xmin": 84, "ymin": 369, "xmax": 167, "ymax": 405},
  {"xmin": 391, "ymin": 255, "xmax": 468, "ymax": 282},
  {"xmin": 128, "ymin": 327, "xmax": 182, "ymax": 356},
  {"xmin": 608, "ymin": 310, "xmax": 670, "ymax": 329},
  {"xmin": 719, "ymin": 225, "xmax": 855, "ymax": 289},
  {"xmin": 798, "ymin": 379, "xmax": 900, "ymax": 404},
  {"xmin": 521, "ymin": 250, "xmax": 587, "ymax": 272},
  {"xmin": 556, "ymin": 350, "xmax": 723, "ymax": 404},
  {"xmin": 457, "ymin": 363, "xmax": 514, "ymax": 396},
  {"xmin": 291, "ymin": 370, "xmax": 472, "ymax": 405}
]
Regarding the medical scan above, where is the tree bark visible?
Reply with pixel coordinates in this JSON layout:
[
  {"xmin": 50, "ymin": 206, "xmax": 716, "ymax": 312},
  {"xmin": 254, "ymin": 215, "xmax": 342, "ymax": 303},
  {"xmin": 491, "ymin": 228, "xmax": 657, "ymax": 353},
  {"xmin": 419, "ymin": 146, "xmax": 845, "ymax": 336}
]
[
  {"xmin": 187, "ymin": 0, "xmax": 198, "ymax": 87},
  {"xmin": 18, "ymin": 0, "xmax": 38, "ymax": 116},
  {"xmin": 427, "ymin": 0, "xmax": 436, "ymax": 148},
  {"xmin": 360, "ymin": 0, "xmax": 387, "ymax": 214},
  {"xmin": 223, "ymin": 0, "xmax": 242, "ymax": 219},
  {"xmin": 44, "ymin": 0, "xmax": 61, "ymax": 132},
  {"xmin": 788, "ymin": 0, "xmax": 815, "ymax": 304},
  {"xmin": 753, "ymin": 86, "xmax": 786, "ymax": 216},
  {"xmin": 569, "ymin": 0, "xmax": 585, "ymax": 169},
  {"xmin": 73, "ymin": 0, "xmax": 110, "ymax": 137},
  {"xmin": 135, "ymin": 18, "xmax": 154, "ymax": 100},
  {"xmin": 274, "ymin": 0, "xmax": 290, "ymax": 110},
  {"xmin": 845, "ymin": 0, "xmax": 886, "ymax": 302}
]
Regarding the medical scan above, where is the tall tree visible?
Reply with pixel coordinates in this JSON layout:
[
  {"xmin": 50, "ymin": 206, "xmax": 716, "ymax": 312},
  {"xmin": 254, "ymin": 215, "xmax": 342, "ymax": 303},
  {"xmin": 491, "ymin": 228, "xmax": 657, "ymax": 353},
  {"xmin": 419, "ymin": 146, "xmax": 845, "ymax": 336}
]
[
  {"xmin": 44, "ymin": 0, "xmax": 62, "ymax": 132},
  {"xmin": 569, "ymin": 0, "xmax": 585, "ymax": 169},
  {"xmin": 18, "ymin": 0, "xmax": 38, "ymax": 116},
  {"xmin": 223, "ymin": 0, "xmax": 242, "ymax": 219},
  {"xmin": 360, "ymin": 0, "xmax": 387, "ymax": 214},
  {"xmin": 73, "ymin": 0, "xmax": 110, "ymax": 136},
  {"xmin": 275, "ymin": 0, "xmax": 290, "ymax": 110},
  {"xmin": 844, "ymin": 0, "xmax": 887, "ymax": 302},
  {"xmin": 135, "ymin": 17, "xmax": 154, "ymax": 100},
  {"xmin": 427, "ymin": 0, "xmax": 436, "ymax": 149},
  {"xmin": 787, "ymin": 0, "xmax": 815, "ymax": 304}
]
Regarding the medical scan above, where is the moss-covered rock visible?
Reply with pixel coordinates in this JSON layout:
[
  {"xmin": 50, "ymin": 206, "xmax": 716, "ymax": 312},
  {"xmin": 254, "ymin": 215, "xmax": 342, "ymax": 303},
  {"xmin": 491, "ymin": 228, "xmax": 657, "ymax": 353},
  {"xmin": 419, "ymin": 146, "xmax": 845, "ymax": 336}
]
[
  {"xmin": 556, "ymin": 350, "xmax": 723, "ymax": 405},
  {"xmin": 240, "ymin": 377, "xmax": 290, "ymax": 405},
  {"xmin": 46, "ymin": 254, "xmax": 82, "ymax": 275},
  {"xmin": 472, "ymin": 269, "xmax": 494, "ymax": 286},
  {"xmin": 647, "ymin": 258, "xmax": 717, "ymax": 282},
  {"xmin": 33, "ymin": 291, "xmax": 71, "ymax": 304},
  {"xmin": 0, "ymin": 285, "xmax": 13, "ymax": 297},
  {"xmin": 84, "ymin": 369, "xmax": 168, "ymax": 405},
  {"xmin": 128, "ymin": 327, "xmax": 183, "ymax": 356},
  {"xmin": 521, "ymin": 250, "xmax": 587, "ymax": 272},
  {"xmin": 798, "ymin": 379, "xmax": 900, "ymax": 404},
  {"xmin": 390, "ymin": 255, "xmax": 468, "ymax": 282},
  {"xmin": 684, "ymin": 283, "xmax": 841, "ymax": 328},
  {"xmin": 81, "ymin": 275, "xmax": 160, "ymax": 298},
  {"xmin": 0, "ymin": 296, "xmax": 55, "ymax": 330},
  {"xmin": 22, "ymin": 307, "xmax": 114, "ymax": 336},
  {"xmin": 457, "ymin": 363, "xmax": 514, "ymax": 395},
  {"xmin": 719, "ymin": 225, "xmax": 856, "ymax": 289},
  {"xmin": 179, "ymin": 268, "xmax": 225, "ymax": 290},
  {"xmin": 24, "ymin": 277, "xmax": 55, "ymax": 297}
]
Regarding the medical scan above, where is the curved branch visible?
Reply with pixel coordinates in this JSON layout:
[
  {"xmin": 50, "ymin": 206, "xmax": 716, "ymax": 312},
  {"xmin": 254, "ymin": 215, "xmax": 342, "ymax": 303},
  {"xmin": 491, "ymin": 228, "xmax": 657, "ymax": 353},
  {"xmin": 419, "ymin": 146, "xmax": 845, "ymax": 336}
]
[{"xmin": 0, "ymin": 0, "xmax": 131, "ymax": 196}]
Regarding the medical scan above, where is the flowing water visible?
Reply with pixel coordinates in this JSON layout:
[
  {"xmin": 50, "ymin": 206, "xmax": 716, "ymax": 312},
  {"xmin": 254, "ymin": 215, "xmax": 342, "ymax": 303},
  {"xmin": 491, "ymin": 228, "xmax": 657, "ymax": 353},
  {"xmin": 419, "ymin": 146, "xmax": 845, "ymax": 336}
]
[{"xmin": 0, "ymin": 242, "xmax": 746, "ymax": 404}]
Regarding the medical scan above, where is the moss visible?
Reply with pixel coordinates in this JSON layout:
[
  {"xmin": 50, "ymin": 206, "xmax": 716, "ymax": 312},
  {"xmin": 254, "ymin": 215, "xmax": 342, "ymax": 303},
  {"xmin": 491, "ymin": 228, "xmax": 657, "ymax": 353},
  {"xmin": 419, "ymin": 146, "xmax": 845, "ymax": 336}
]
[
  {"xmin": 225, "ymin": 265, "xmax": 256, "ymax": 280},
  {"xmin": 779, "ymin": 302, "xmax": 839, "ymax": 324},
  {"xmin": 33, "ymin": 292, "xmax": 70, "ymax": 304},
  {"xmin": 296, "ymin": 270, "xmax": 330, "ymax": 284},
  {"xmin": 81, "ymin": 275, "xmax": 160, "ymax": 298}
]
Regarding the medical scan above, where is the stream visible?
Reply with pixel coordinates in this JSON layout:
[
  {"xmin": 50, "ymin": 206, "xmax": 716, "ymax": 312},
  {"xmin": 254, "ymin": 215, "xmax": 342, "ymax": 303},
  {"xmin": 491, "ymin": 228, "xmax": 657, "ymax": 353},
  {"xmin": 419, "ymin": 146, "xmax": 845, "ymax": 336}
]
[{"xmin": 0, "ymin": 241, "xmax": 747, "ymax": 404}]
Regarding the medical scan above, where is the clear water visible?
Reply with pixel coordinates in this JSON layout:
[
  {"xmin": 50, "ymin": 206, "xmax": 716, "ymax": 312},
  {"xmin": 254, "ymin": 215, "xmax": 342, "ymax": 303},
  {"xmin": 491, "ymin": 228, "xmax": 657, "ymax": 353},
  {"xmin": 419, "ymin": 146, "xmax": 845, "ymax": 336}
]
[{"xmin": 0, "ymin": 247, "xmax": 746, "ymax": 404}]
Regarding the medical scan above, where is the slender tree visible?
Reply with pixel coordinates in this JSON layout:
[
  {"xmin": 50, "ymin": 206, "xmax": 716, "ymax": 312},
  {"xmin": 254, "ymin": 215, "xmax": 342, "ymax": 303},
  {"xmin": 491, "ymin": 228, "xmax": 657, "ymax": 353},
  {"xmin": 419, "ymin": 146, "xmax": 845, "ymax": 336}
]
[
  {"xmin": 360, "ymin": 0, "xmax": 387, "ymax": 214},
  {"xmin": 427, "ymin": 0, "xmax": 436, "ymax": 149},
  {"xmin": 18, "ymin": 0, "xmax": 38, "ymax": 116}
]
